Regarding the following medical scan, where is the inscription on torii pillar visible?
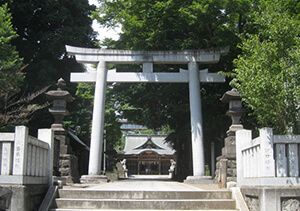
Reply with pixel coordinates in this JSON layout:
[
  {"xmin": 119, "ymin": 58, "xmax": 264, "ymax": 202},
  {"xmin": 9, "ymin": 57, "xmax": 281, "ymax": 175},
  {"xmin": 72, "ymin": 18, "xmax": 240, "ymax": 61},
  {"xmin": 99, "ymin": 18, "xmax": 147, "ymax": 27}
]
[{"xmin": 66, "ymin": 45, "xmax": 228, "ymax": 180}]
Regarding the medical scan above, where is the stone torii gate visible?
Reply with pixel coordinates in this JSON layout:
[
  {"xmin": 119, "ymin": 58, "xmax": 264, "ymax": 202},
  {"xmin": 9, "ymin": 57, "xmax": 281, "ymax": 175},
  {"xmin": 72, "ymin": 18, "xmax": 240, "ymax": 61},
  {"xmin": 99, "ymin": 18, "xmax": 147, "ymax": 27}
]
[{"xmin": 66, "ymin": 45, "xmax": 228, "ymax": 181}]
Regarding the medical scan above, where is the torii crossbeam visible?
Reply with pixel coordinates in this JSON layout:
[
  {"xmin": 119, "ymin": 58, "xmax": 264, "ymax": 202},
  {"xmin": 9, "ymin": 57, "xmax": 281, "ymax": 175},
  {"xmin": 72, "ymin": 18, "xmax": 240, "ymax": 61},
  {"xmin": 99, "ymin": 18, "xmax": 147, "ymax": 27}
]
[{"xmin": 66, "ymin": 45, "xmax": 228, "ymax": 181}]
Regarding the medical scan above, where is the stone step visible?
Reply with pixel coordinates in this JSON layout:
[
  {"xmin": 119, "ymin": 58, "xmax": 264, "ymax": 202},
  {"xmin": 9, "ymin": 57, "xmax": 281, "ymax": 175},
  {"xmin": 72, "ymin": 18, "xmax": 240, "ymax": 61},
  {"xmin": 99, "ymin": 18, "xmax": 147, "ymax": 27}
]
[
  {"xmin": 54, "ymin": 198, "xmax": 236, "ymax": 210},
  {"xmin": 50, "ymin": 209, "xmax": 238, "ymax": 211},
  {"xmin": 58, "ymin": 189, "xmax": 232, "ymax": 200}
]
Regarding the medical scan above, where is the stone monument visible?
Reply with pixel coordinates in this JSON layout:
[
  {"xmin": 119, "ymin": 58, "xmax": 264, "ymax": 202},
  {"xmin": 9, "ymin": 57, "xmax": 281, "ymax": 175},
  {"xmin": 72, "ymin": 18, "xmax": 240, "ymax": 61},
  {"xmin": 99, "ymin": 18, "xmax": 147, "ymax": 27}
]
[
  {"xmin": 46, "ymin": 78, "xmax": 79, "ymax": 183},
  {"xmin": 215, "ymin": 88, "xmax": 243, "ymax": 187}
]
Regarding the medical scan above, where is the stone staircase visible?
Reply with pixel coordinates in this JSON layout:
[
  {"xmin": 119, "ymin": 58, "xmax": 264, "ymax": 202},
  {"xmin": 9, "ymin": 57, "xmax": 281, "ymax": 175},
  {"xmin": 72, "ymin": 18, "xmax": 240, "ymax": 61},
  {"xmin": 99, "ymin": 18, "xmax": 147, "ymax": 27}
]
[{"xmin": 50, "ymin": 188, "xmax": 238, "ymax": 210}]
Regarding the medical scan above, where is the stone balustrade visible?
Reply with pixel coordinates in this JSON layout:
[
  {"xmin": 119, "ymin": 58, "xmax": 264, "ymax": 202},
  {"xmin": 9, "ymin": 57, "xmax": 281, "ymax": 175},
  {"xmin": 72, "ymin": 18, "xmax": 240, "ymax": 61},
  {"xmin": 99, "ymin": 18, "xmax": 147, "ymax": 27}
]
[
  {"xmin": 236, "ymin": 128, "xmax": 300, "ymax": 186},
  {"xmin": 0, "ymin": 126, "xmax": 53, "ymax": 185}
]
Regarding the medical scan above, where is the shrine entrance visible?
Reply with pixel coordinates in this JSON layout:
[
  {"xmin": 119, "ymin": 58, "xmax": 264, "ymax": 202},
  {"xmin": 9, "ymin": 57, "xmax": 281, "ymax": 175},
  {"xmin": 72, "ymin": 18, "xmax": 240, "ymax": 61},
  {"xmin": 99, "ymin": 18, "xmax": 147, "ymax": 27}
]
[
  {"xmin": 66, "ymin": 45, "xmax": 228, "ymax": 181},
  {"xmin": 127, "ymin": 151, "xmax": 167, "ymax": 175},
  {"xmin": 121, "ymin": 135, "xmax": 175, "ymax": 175}
]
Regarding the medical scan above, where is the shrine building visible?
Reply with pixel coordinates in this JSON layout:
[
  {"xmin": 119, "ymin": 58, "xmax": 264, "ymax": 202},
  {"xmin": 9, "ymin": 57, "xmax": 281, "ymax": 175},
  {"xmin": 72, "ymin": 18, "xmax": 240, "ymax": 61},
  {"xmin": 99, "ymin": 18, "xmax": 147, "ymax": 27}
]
[{"xmin": 120, "ymin": 135, "xmax": 175, "ymax": 175}]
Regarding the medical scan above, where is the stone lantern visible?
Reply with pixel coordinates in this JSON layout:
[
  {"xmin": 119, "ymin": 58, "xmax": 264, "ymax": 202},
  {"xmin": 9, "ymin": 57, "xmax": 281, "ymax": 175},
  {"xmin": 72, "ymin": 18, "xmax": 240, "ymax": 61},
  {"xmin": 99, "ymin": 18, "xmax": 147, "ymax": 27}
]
[
  {"xmin": 46, "ymin": 78, "xmax": 73, "ymax": 132},
  {"xmin": 215, "ymin": 88, "xmax": 244, "ymax": 187},
  {"xmin": 220, "ymin": 88, "xmax": 244, "ymax": 136},
  {"xmin": 46, "ymin": 78, "xmax": 79, "ymax": 183}
]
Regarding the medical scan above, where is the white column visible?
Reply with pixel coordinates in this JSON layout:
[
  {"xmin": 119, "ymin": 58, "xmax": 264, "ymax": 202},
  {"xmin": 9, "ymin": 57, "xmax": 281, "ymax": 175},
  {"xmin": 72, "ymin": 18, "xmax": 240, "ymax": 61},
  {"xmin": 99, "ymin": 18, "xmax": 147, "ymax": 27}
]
[
  {"xmin": 88, "ymin": 61, "xmax": 107, "ymax": 175},
  {"xmin": 259, "ymin": 128, "xmax": 275, "ymax": 177},
  {"xmin": 188, "ymin": 61, "xmax": 205, "ymax": 176},
  {"xmin": 38, "ymin": 128, "xmax": 54, "ymax": 185},
  {"xmin": 13, "ymin": 126, "xmax": 29, "ymax": 176},
  {"xmin": 236, "ymin": 129, "xmax": 252, "ymax": 186}
]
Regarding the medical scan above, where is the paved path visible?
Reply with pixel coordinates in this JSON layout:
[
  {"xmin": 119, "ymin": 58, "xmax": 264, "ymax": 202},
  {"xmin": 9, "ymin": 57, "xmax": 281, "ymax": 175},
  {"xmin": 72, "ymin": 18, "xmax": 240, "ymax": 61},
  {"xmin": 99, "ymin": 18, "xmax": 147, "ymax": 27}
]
[
  {"xmin": 87, "ymin": 180, "xmax": 201, "ymax": 191},
  {"xmin": 66, "ymin": 175, "xmax": 220, "ymax": 191}
]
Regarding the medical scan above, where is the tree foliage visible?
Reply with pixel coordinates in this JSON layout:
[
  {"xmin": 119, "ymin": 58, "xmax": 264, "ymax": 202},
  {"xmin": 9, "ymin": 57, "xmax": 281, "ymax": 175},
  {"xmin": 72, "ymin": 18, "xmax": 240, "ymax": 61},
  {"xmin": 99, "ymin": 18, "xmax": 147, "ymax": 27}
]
[
  {"xmin": 96, "ymin": 0, "xmax": 251, "ymax": 50},
  {"xmin": 232, "ymin": 0, "xmax": 300, "ymax": 133},
  {"xmin": 3, "ymin": 0, "xmax": 96, "ymax": 90},
  {"xmin": 0, "ymin": 4, "xmax": 24, "ymax": 130},
  {"xmin": 0, "ymin": 4, "xmax": 22, "ymax": 95},
  {"xmin": 0, "ymin": 0, "xmax": 96, "ymax": 131},
  {"xmin": 0, "ymin": 3, "xmax": 53, "ymax": 131}
]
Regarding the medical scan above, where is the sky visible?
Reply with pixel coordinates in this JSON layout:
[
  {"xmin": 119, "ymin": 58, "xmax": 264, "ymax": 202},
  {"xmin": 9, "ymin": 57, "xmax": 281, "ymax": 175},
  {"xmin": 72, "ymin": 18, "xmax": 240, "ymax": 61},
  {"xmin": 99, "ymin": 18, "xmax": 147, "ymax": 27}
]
[{"xmin": 88, "ymin": 0, "xmax": 120, "ymax": 41}]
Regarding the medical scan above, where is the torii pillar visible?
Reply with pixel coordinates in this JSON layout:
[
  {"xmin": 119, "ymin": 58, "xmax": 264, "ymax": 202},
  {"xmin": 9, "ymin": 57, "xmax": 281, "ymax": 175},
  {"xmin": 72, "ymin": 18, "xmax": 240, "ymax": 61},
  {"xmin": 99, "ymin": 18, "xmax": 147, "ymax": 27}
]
[
  {"xmin": 188, "ymin": 61, "xmax": 205, "ymax": 177},
  {"xmin": 66, "ymin": 46, "xmax": 228, "ymax": 183},
  {"xmin": 89, "ymin": 61, "xmax": 107, "ymax": 175}
]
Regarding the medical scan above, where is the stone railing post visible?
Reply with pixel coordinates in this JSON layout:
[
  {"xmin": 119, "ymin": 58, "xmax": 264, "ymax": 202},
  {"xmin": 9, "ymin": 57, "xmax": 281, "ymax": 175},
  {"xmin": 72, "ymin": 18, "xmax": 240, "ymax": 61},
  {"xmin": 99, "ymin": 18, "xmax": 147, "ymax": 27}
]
[
  {"xmin": 259, "ymin": 128, "xmax": 275, "ymax": 177},
  {"xmin": 38, "ymin": 129, "xmax": 54, "ymax": 185},
  {"xmin": 236, "ymin": 129, "xmax": 252, "ymax": 186},
  {"xmin": 13, "ymin": 126, "xmax": 29, "ymax": 176}
]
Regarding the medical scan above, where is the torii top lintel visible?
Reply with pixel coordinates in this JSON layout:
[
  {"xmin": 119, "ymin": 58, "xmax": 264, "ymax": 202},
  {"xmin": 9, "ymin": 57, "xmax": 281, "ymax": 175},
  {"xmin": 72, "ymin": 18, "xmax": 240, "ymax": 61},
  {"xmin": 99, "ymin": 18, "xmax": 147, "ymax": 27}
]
[{"xmin": 66, "ymin": 45, "xmax": 229, "ymax": 64}]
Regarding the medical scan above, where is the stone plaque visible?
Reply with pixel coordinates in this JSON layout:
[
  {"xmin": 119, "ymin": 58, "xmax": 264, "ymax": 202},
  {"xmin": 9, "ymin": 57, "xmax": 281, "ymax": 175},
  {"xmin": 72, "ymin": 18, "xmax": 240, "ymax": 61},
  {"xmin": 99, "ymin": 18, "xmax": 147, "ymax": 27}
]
[
  {"xmin": 1, "ymin": 143, "xmax": 12, "ymax": 175},
  {"xmin": 288, "ymin": 144, "xmax": 299, "ymax": 177},
  {"xmin": 276, "ymin": 144, "xmax": 287, "ymax": 177}
]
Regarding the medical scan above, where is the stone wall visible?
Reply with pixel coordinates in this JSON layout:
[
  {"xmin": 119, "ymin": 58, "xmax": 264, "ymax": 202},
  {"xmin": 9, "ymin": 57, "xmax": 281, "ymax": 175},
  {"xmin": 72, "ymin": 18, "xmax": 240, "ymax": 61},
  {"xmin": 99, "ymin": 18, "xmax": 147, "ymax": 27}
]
[
  {"xmin": 241, "ymin": 187, "xmax": 300, "ymax": 211},
  {"xmin": 0, "ymin": 184, "xmax": 48, "ymax": 211}
]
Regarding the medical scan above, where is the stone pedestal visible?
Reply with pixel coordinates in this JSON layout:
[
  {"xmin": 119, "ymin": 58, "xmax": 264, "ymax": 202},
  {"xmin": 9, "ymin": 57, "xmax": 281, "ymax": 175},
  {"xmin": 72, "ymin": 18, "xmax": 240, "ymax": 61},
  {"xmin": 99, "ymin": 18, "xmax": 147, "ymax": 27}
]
[
  {"xmin": 60, "ymin": 154, "xmax": 80, "ymax": 183},
  {"xmin": 184, "ymin": 176, "xmax": 214, "ymax": 184},
  {"xmin": 55, "ymin": 130, "xmax": 72, "ymax": 155},
  {"xmin": 215, "ymin": 125, "xmax": 242, "ymax": 187},
  {"xmin": 80, "ymin": 175, "xmax": 108, "ymax": 184},
  {"xmin": 52, "ymin": 130, "xmax": 80, "ymax": 183}
]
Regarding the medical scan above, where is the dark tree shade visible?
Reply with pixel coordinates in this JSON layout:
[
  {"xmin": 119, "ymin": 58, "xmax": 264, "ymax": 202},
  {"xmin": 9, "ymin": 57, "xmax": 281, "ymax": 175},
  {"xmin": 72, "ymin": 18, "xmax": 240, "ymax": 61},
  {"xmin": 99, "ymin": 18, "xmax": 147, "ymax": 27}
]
[
  {"xmin": 2, "ymin": 0, "xmax": 96, "ymax": 91},
  {"xmin": 0, "ymin": 0, "xmax": 96, "ymax": 132}
]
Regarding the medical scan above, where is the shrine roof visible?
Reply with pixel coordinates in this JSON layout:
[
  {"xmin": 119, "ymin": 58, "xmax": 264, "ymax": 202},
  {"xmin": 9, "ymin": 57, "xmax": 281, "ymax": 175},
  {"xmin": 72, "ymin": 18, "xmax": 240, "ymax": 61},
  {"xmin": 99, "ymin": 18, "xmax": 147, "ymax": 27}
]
[{"xmin": 123, "ymin": 135, "xmax": 175, "ymax": 155}]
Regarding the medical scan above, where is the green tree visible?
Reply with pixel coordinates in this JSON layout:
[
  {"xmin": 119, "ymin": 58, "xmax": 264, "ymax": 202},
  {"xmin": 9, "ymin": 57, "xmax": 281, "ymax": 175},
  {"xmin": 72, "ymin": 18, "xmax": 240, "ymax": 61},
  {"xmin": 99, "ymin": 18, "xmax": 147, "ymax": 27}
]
[
  {"xmin": 232, "ymin": 0, "xmax": 300, "ymax": 133},
  {"xmin": 0, "ymin": 0, "xmax": 96, "ymax": 131},
  {"xmin": 0, "ymin": 4, "xmax": 24, "ymax": 129},
  {"xmin": 0, "ymin": 4, "xmax": 22, "ymax": 94},
  {"xmin": 3, "ymin": 0, "xmax": 96, "ymax": 89}
]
